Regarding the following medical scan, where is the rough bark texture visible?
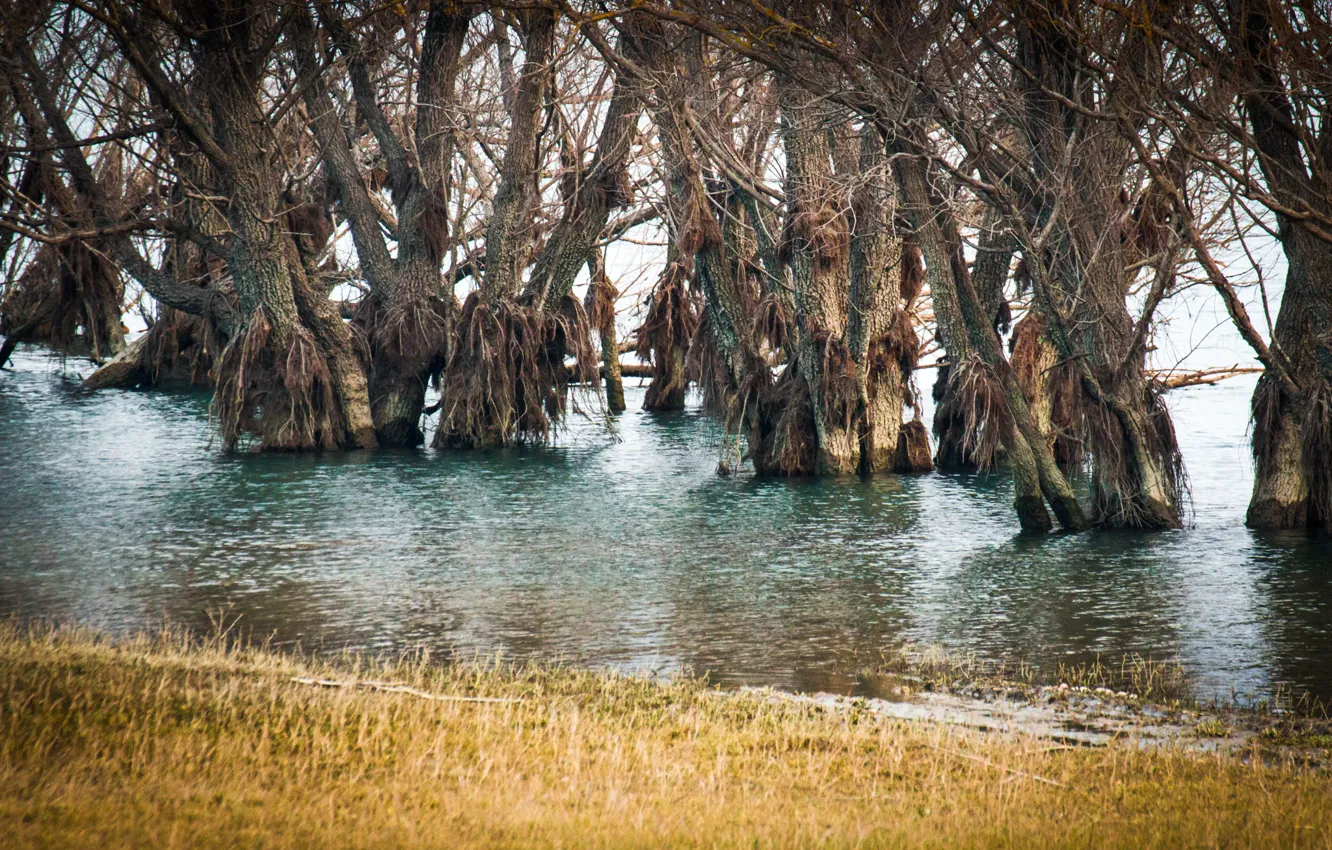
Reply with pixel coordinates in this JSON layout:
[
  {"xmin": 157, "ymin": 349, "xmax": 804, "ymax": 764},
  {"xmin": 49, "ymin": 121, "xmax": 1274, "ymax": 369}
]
[
  {"xmin": 745, "ymin": 92, "xmax": 920, "ymax": 476},
  {"xmin": 302, "ymin": 3, "xmax": 471, "ymax": 446},
  {"xmin": 1010, "ymin": 16, "xmax": 1182, "ymax": 529},
  {"xmin": 932, "ymin": 207, "xmax": 1013, "ymax": 471},
  {"xmin": 200, "ymin": 32, "xmax": 374, "ymax": 451},
  {"xmin": 587, "ymin": 254, "xmax": 626, "ymax": 414},
  {"xmin": 434, "ymin": 9, "xmax": 594, "ymax": 449},
  {"xmin": 770, "ymin": 84, "xmax": 859, "ymax": 474},
  {"xmin": 630, "ymin": 15, "xmax": 762, "ymax": 454},
  {"xmin": 849, "ymin": 127, "xmax": 920, "ymax": 474},
  {"xmin": 1010, "ymin": 311, "xmax": 1082, "ymax": 467},
  {"xmin": 1234, "ymin": 3, "xmax": 1332, "ymax": 534},
  {"xmin": 895, "ymin": 149, "xmax": 1086, "ymax": 531}
]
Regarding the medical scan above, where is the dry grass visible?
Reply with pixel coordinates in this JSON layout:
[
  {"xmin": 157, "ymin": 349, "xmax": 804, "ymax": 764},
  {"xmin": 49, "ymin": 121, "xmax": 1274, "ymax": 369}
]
[{"xmin": 2, "ymin": 624, "xmax": 1331, "ymax": 849}]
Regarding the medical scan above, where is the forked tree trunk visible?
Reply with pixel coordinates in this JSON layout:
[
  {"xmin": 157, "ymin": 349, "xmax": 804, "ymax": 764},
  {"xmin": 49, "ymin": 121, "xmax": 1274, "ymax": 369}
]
[
  {"xmin": 298, "ymin": 3, "xmax": 470, "ymax": 446},
  {"xmin": 1011, "ymin": 17, "xmax": 1182, "ymax": 529},
  {"xmin": 932, "ymin": 207, "xmax": 1013, "ymax": 471},
  {"xmin": 436, "ymin": 9, "xmax": 584, "ymax": 449},
  {"xmin": 895, "ymin": 149, "xmax": 1086, "ymax": 531},
  {"xmin": 201, "ymin": 45, "xmax": 375, "ymax": 451},
  {"xmin": 775, "ymin": 83, "xmax": 859, "ymax": 473},
  {"xmin": 750, "ymin": 89, "xmax": 920, "ymax": 476},
  {"xmin": 629, "ymin": 14, "xmax": 761, "ymax": 449}
]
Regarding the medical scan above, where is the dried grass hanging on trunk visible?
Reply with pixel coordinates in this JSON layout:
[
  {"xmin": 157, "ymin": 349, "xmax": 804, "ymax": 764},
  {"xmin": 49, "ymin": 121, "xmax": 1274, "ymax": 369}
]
[
  {"xmin": 634, "ymin": 263, "xmax": 698, "ymax": 411},
  {"xmin": 212, "ymin": 310, "xmax": 349, "ymax": 451},
  {"xmin": 1, "ymin": 239, "xmax": 125, "ymax": 362},
  {"xmin": 434, "ymin": 292, "xmax": 595, "ymax": 449}
]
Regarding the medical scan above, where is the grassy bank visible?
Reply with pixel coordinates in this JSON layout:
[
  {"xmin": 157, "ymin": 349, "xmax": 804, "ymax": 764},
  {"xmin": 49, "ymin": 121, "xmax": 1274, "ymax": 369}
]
[{"xmin": 1, "ymin": 625, "xmax": 1330, "ymax": 848}]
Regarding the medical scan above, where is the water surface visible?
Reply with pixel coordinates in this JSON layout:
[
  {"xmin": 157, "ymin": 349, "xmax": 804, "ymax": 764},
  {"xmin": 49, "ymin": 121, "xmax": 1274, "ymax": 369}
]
[{"xmin": 1, "ymin": 345, "xmax": 1329, "ymax": 702}]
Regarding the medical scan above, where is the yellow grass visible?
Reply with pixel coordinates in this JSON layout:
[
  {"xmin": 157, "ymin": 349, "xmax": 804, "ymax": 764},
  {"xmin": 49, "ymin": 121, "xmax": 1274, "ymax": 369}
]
[{"xmin": 1, "ymin": 624, "xmax": 1329, "ymax": 849}]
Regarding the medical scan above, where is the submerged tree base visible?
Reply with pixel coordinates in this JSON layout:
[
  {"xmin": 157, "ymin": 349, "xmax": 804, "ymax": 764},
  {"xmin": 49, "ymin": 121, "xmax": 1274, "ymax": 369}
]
[
  {"xmin": 434, "ymin": 293, "xmax": 595, "ymax": 449},
  {"xmin": 2, "ymin": 625, "xmax": 1330, "ymax": 850}
]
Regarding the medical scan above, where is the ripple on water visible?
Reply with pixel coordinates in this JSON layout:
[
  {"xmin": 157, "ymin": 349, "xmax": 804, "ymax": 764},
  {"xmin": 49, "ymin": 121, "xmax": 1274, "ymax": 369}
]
[{"xmin": 1, "ymin": 344, "xmax": 1330, "ymax": 702}]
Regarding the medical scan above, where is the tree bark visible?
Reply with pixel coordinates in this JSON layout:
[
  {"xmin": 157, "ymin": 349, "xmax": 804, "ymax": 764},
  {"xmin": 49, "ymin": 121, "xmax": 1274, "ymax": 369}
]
[
  {"xmin": 1232, "ymin": 3, "xmax": 1332, "ymax": 533},
  {"xmin": 194, "ymin": 15, "xmax": 374, "ymax": 451},
  {"xmin": 1008, "ymin": 16, "xmax": 1182, "ymax": 529},
  {"xmin": 895, "ymin": 151, "xmax": 1086, "ymax": 531},
  {"xmin": 586, "ymin": 253, "xmax": 626, "ymax": 414},
  {"xmin": 298, "ymin": 3, "xmax": 470, "ymax": 446},
  {"xmin": 774, "ymin": 82, "xmax": 859, "ymax": 474}
]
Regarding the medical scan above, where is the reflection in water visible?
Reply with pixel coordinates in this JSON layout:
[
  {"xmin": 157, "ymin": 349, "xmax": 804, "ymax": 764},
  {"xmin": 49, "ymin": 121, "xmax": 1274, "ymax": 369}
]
[{"xmin": 1, "ymin": 344, "xmax": 1329, "ymax": 701}]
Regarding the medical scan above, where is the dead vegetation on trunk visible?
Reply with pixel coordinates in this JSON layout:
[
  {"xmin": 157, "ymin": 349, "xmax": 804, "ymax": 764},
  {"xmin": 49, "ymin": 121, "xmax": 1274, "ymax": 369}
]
[
  {"xmin": 211, "ymin": 310, "xmax": 353, "ymax": 451},
  {"xmin": 635, "ymin": 261, "xmax": 699, "ymax": 412},
  {"xmin": 1010, "ymin": 312, "xmax": 1083, "ymax": 467},
  {"xmin": 5, "ymin": 0, "xmax": 1330, "ymax": 536},
  {"xmin": 0, "ymin": 240, "xmax": 125, "ymax": 365},
  {"xmin": 435, "ymin": 292, "xmax": 596, "ymax": 449}
]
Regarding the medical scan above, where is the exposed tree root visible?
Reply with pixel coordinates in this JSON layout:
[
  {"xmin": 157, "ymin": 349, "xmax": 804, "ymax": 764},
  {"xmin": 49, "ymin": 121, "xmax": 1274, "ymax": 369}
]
[
  {"xmin": 83, "ymin": 307, "xmax": 222, "ymax": 390},
  {"xmin": 932, "ymin": 356, "xmax": 1007, "ymax": 471},
  {"xmin": 634, "ymin": 262, "xmax": 698, "ymax": 411},
  {"xmin": 359, "ymin": 296, "xmax": 452, "ymax": 374},
  {"xmin": 752, "ymin": 292, "xmax": 792, "ymax": 355},
  {"xmin": 212, "ymin": 310, "xmax": 352, "ymax": 451},
  {"xmin": 750, "ymin": 327, "xmax": 859, "ymax": 476},
  {"xmin": 751, "ymin": 365, "xmax": 817, "ymax": 475},
  {"xmin": 750, "ymin": 315, "xmax": 921, "ymax": 476},
  {"xmin": 434, "ymin": 292, "xmax": 595, "ymax": 449},
  {"xmin": 685, "ymin": 310, "xmax": 735, "ymax": 418}
]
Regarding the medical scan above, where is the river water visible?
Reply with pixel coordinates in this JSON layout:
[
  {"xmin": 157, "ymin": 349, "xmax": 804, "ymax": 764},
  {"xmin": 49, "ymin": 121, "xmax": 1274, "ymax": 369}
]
[{"xmin": 1, "ymin": 344, "xmax": 1329, "ymax": 702}]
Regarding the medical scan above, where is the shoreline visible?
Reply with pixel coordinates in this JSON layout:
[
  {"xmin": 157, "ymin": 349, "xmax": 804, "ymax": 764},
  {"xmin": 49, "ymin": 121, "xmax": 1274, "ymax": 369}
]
[{"xmin": 2, "ymin": 624, "xmax": 1330, "ymax": 848}]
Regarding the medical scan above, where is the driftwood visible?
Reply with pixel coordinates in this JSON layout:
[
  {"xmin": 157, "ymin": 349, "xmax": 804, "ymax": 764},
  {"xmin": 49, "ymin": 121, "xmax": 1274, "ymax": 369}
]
[
  {"xmin": 1151, "ymin": 366, "xmax": 1263, "ymax": 390},
  {"xmin": 567, "ymin": 361, "xmax": 652, "ymax": 383},
  {"xmin": 290, "ymin": 677, "xmax": 520, "ymax": 704}
]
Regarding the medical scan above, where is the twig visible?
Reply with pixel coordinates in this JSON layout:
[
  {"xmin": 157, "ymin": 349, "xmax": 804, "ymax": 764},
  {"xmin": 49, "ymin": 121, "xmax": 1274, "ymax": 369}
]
[
  {"xmin": 926, "ymin": 743, "xmax": 1068, "ymax": 789},
  {"xmin": 290, "ymin": 677, "xmax": 520, "ymax": 704}
]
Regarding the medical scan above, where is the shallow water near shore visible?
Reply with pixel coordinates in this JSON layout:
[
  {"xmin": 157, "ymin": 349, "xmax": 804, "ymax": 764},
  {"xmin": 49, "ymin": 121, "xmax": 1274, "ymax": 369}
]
[{"xmin": 1, "ymin": 344, "xmax": 1329, "ymax": 703}]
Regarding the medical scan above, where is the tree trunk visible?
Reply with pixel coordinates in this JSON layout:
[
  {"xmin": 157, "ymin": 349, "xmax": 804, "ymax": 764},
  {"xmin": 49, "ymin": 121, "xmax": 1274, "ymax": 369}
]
[
  {"xmin": 1010, "ymin": 311, "xmax": 1082, "ymax": 466},
  {"xmin": 637, "ymin": 247, "xmax": 696, "ymax": 412},
  {"xmin": 1233, "ymin": 4, "xmax": 1332, "ymax": 534},
  {"xmin": 586, "ymin": 254, "xmax": 626, "ymax": 414},
  {"xmin": 932, "ymin": 207, "xmax": 1013, "ymax": 470},
  {"xmin": 1248, "ymin": 227, "xmax": 1332, "ymax": 533},
  {"xmin": 436, "ymin": 9, "xmax": 583, "ymax": 449},
  {"xmin": 1010, "ymin": 17, "xmax": 1182, "ymax": 529},
  {"xmin": 895, "ymin": 150, "xmax": 1086, "ymax": 531},
  {"xmin": 848, "ymin": 126, "xmax": 917, "ymax": 473},
  {"xmin": 772, "ymin": 82, "xmax": 859, "ymax": 474},
  {"xmin": 202, "ymin": 47, "xmax": 374, "ymax": 451}
]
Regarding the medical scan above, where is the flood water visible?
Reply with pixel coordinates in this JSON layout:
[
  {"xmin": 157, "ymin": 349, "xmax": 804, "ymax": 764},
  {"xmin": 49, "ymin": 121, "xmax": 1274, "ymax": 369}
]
[{"xmin": 1, "ymin": 344, "xmax": 1329, "ymax": 702}]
